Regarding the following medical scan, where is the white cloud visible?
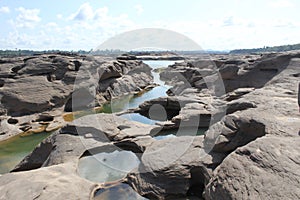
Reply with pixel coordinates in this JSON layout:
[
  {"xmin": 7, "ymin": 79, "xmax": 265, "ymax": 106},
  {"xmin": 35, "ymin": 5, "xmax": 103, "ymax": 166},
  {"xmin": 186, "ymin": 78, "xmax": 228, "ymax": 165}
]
[
  {"xmin": 56, "ymin": 14, "xmax": 63, "ymax": 19},
  {"xmin": 134, "ymin": 5, "xmax": 144, "ymax": 15},
  {"xmin": 270, "ymin": 0, "xmax": 293, "ymax": 8},
  {"xmin": 157, "ymin": 16, "xmax": 300, "ymax": 50},
  {"xmin": 69, "ymin": 2, "xmax": 94, "ymax": 21},
  {"xmin": 46, "ymin": 22, "xmax": 58, "ymax": 28},
  {"xmin": 14, "ymin": 7, "xmax": 41, "ymax": 28},
  {"xmin": 0, "ymin": 6, "xmax": 10, "ymax": 14},
  {"xmin": 4, "ymin": 3, "xmax": 137, "ymax": 50},
  {"xmin": 94, "ymin": 7, "xmax": 109, "ymax": 20}
]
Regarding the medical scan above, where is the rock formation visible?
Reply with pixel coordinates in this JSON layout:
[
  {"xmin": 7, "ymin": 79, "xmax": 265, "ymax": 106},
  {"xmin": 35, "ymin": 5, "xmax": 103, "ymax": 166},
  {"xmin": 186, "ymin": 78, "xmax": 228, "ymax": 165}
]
[
  {"xmin": 0, "ymin": 54, "xmax": 153, "ymax": 141},
  {"xmin": 0, "ymin": 51, "xmax": 300, "ymax": 199}
]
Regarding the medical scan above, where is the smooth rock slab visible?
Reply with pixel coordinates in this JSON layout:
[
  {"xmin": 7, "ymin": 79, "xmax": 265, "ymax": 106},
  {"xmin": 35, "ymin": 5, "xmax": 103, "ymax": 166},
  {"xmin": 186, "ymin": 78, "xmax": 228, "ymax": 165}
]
[{"xmin": 0, "ymin": 162, "xmax": 98, "ymax": 200}]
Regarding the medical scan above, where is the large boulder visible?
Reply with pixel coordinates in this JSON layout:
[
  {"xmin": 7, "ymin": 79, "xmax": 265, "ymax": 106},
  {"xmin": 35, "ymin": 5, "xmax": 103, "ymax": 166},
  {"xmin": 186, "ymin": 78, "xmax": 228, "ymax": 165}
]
[
  {"xmin": 1, "ymin": 76, "xmax": 73, "ymax": 116},
  {"xmin": 205, "ymin": 135, "xmax": 300, "ymax": 200},
  {"xmin": 204, "ymin": 112, "xmax": 267, "ymax": 153},
  {"xmin": 127, "ymin": 136, "xmax": 226, "ymax": 199}
]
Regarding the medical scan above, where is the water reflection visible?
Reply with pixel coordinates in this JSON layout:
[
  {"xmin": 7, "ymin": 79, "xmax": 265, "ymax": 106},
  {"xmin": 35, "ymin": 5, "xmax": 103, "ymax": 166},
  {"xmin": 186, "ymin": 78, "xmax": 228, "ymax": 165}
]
[
  {"xmin": 94, "ymin": 183, "xmax": 147, "ymax": 200},
  {"xmin": 78, "ymin": 150, "xmax": 140, "ymax": 183}
]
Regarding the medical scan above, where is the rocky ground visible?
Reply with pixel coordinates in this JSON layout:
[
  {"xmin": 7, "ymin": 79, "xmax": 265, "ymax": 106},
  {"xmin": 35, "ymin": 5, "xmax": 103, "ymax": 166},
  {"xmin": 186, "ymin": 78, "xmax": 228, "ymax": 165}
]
[
  {"xmin": 0, "ymin": 51, "xmax": 299, "ymax": 199},
  {"xmin": 0, "ymin": 53, "xmax": 152, "ymax": 141}
]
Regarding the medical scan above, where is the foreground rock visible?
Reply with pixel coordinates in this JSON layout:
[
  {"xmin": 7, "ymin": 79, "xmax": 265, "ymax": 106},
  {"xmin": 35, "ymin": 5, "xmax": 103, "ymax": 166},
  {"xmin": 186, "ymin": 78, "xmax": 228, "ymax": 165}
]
[
  {"xmin": 127, "ymin": 136, "xmax": 226, "ymax": 199},
  {"xmin": 205, "ymin": 135, "xmax": 300, "ymax": 200},
  {"xmin": 0, "ymin": 162, "xmax": 98, "ymax": 200},
  {"xmin": 11, "ymin": 113, "xmax": 157, "ymax": 172}
]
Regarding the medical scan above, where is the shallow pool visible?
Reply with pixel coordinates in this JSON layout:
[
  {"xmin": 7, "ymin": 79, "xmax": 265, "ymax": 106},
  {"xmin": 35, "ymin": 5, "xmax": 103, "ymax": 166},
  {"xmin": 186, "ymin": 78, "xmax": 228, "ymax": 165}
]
[{"xmin": 0, "ymin": 131, "xmax": 52, "ymax": 174}]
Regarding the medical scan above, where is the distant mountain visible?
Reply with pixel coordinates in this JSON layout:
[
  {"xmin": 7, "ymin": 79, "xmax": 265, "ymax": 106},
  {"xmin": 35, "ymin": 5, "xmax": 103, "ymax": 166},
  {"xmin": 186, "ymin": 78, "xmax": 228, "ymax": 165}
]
[{"xmin": 230, "ymin": 43, "xmax": 300, "ymax": 54}]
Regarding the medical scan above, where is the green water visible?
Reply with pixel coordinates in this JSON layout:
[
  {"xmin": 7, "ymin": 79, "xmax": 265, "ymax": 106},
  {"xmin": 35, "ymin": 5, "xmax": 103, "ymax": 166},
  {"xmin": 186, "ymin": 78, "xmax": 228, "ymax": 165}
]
[{"xmin": 0, "ymin": 132, "xmax": 52, "ymax": 174}]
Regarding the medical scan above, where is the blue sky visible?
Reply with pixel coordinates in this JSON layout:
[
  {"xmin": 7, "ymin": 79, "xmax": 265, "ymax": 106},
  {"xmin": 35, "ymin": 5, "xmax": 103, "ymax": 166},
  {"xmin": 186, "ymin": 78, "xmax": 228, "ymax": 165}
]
[{"xmin": 0, "ymin": 0, "xmax": 299, "ymax": 50}]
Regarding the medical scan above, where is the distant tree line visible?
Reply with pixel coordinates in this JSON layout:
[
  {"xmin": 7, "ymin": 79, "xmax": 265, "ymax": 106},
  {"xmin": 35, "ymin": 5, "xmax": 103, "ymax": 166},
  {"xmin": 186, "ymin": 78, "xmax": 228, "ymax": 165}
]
[
  {"xmin": 0, "ymin": 49, "xmax": 228, "ymax": 57},
  {"xmin": 0, "ymin": 49, "xmax": 91, "ymax": 57},
  {"xmin": 230, "ymin": 43, "xmax": 300, "ymax": 54},
  {"xmin": 0, "ymin": 49, "xmax": 127, "ymax": 57}
]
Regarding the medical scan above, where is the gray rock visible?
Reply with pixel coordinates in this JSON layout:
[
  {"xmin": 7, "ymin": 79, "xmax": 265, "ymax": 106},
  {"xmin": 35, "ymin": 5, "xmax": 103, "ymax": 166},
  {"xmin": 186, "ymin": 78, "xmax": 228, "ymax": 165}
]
[
  {"xmin": 127, "ymin": 136, "xmax": 226, "ymax": 199},
  {"xmin": 226, "ymin": 99, "xmax": 256, "ymax": 114},
  {"xmin": 205, "ymin": 135, "xmax": 300, "ymax": 200},
  {"xmin": 204, "ymin": 113, "xmax": 267, "ymax": 153},
  {"xmin": 1, "ymin": 76, "xmax": 72, "ymax": 116},
  {"xmin": 0, "ymin": 162, "xmax": 98, "ymax": 200},
  {"xmin": 171, "ymin": 103, "xmax": 211, "ymax": 128},
  {"xmin": 219, "ymin": 64, "xmax": 239, "ymax": 80},
  {"xmin": 12, "ymin": 114, "xmax": 157, "ymax": 171}
]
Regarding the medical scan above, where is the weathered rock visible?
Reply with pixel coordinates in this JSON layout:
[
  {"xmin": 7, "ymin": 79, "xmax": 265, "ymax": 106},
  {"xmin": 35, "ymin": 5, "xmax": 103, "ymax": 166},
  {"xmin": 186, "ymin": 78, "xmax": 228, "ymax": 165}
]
[
  {"xmin": 64, "ymin": 88, "xmax": 96, "ymax": 112},
  {"xmin": 1, "ymin": 76, "xmax": 72, "ymax": 116},
  {"xmin": 171, "ymin": 103, "xmax": 211, "ymax": 128},
  {"xmin": 224, "ymin": 87, "xmax": 255, "ymax": 101},
  {"xmin": 136, "ymin": 96, "xmax": 199, "ymax": 121},
  {"xmin": 114, "ymin": 136, "xmax": 155, "ymax": 153},
  {"xmin": 0, "ymin": 162, "xmax": 98, "ymax": 200},
  {"xmin": 204, "ymin": 113, "xmax": 267, "ymax": 153},
  {"xmin": 0, "ymin": 54, "xmax": 154, "ymax": 140},
  {"xmin": 12, "ymin": 114, "xmax": 157, "ymax": 171},
  {"xmin": 127, "ymin": 136, "xmax": 226, "ymax": 199},
  {"xmin": 2, "ymin": 51, "xmax": 300, "ymax": 200},
  {"xmin": 226, "ymin": 99, "xmax": 256, "ymax": 114},
  {"xmin": 0, "ymin": 118, "xmax": 22, "ymax": 139},
  {"xmin": 205, "ymin": 135, "xmax": 300, "ymax": 200},
  {"xmin": 219, "ymin": 64, "xmax": 239, "ymax": 80}
]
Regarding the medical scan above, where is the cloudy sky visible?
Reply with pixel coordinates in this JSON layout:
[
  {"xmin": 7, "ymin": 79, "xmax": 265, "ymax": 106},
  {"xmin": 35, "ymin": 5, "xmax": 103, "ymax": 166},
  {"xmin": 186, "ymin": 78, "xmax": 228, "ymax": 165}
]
[{"xmin": 0, "ymin": 0, "xmax": 299, "ymax": 51}]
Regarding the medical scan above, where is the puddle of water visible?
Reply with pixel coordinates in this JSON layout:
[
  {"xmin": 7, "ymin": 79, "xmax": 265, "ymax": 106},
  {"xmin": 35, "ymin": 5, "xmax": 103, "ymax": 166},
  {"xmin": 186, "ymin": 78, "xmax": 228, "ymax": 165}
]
[
  {"xmin": 120, "ymin": 113, "xmax": 159, "ymax": 125},
  {"xmin": 0, "ymin": 132, "xmax": 52, "ymax": 174},
  {"xmin": 94, "ymin": 183, "xmax": 147, "ymax": 200},
  {"xmin": 78, "ymin": 150, "xmax": 140, "ymax": 183},
  {"xmin": 154, "ymin": 134, "xmax": 177, "ymax": 140},
  {"xmin": 153, "ymin": 128, "xmax": 207, "ymax": 140}
]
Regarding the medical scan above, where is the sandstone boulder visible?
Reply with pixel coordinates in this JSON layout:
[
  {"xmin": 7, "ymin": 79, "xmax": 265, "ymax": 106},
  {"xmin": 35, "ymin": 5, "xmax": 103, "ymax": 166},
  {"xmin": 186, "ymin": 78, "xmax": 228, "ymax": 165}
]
[{"xmin": 205, "ymin": 135, "xmax": 300, "ymax": 200}]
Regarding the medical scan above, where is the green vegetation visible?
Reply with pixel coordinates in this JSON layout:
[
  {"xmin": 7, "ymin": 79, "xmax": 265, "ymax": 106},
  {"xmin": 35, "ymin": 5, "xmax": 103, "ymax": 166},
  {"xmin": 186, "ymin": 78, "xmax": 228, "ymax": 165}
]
[{"xmin": 230, "ymin": 43, "xmax": 300, "ymax": 54}]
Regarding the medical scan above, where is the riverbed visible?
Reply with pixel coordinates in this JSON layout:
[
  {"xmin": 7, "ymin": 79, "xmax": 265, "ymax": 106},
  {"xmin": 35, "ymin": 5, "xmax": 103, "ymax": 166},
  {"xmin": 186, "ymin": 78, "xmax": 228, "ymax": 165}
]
[{"xmin": 0, "ymin": 60, "xmax": 206, "ymax": 174}]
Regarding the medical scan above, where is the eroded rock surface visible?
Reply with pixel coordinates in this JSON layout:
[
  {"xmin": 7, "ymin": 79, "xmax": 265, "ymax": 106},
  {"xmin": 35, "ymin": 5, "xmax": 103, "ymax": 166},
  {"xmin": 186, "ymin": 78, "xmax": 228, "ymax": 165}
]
[
  {"xmin": 127, "ymin": 136, "xmax": 226, "ymax": 199},
  {"xmin": 0, "ymin": 162, "xmax": 98, "ymax": 200},
  {"xmin": 1, "ymin": 51, "xmax": 300, "ymax": 200},
  {"xmin": 205, "ymin": 136, "xmax": 300, "ymax": 200},
  {"xmin": 0, "ymin": 54, "xmax": 153, "ymax": 140}
]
